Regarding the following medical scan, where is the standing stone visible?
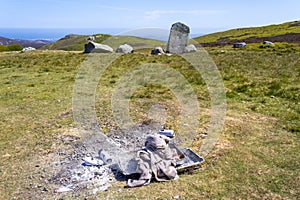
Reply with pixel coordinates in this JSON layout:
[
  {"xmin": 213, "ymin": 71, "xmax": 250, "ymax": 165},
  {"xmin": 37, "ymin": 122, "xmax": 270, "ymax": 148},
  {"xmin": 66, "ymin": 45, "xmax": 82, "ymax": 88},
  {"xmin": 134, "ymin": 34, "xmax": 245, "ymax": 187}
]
[{"xmin": 167, "ymin": 22, "xmax": 190, "ymax": 54}]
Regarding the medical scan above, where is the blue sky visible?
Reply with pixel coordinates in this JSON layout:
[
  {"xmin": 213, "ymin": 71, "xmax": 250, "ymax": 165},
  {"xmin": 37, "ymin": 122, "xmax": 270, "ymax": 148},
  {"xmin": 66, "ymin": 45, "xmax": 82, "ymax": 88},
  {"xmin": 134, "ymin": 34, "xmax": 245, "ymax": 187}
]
[{"xmin": 1, "ymin": 0, "xmax": 299, "ymax": 34}]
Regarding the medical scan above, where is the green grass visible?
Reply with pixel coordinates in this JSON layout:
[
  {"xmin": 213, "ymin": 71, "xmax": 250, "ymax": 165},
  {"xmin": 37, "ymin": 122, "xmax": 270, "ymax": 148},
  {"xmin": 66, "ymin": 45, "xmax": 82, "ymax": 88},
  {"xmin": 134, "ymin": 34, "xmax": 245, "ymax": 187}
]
[
  {"xmin": 194, "ymin": 20, "xmax": 300, "ymax": 44},
  {"xmin": 0, "ymin": 49, "xmax": 299, "ymax": 199},
  {"xmin": 102, "ymin": 35, "xmax": 166, "ymax": 50}
]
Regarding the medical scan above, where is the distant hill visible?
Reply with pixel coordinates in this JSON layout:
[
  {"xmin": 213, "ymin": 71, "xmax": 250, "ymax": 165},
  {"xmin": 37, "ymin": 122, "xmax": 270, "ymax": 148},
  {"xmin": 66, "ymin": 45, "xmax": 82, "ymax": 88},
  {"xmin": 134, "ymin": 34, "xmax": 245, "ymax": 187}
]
[
  {"xmin": 40, "ymin": 34, "xmax": 110, "ymax": 51},
  {"xmin": 0, "ymin": 36, "xmax": 52, "ymax": 48},
  {"xmin": 41, "ymin": 34, "xmax": 166, "ymax": 51},
  {"xmin": 193, "ymin": 20, "xmax": 300, "ymax": 46}
]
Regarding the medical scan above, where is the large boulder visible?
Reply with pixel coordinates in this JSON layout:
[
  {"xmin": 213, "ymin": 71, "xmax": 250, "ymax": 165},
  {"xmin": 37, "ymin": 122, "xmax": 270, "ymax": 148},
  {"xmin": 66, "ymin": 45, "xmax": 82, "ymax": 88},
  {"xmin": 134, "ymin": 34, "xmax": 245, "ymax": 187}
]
[
  {"xmin": 84, "ymin": 41, "xmax": 113, "ymax": 53},
  {"xmin": 116, "ymin": 44, "xmax": 134, "ymax": 54},
  {"xmin": 184, "ymin": 44, "xmax": 197, "ymax": 53},
  {"xmin": 151, "ymin": 47, "xmax": 165, "ymax": 55}
]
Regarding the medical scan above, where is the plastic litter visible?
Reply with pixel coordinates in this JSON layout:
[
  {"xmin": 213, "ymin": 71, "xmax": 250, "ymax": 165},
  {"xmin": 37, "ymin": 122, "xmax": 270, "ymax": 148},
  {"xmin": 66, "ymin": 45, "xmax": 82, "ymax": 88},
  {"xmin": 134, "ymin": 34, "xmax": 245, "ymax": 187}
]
[
  {"xmin": 158, "ymin": 129, "xmax": 175, "ymax": 138},
  {"xmin": 82, "ymin": 157, "xmax": 104, "ymax": 166},
  {"xmin": 55, "ymin": 186, "xmax": 73, "ymax": 193}
]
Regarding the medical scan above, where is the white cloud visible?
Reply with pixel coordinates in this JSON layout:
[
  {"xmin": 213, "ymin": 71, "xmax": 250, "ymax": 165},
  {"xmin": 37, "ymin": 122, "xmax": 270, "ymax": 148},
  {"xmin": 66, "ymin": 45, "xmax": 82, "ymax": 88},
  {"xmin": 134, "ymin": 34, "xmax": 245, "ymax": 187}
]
[{"xmin": 144, "ymin": 9, "xmax": 226, "ymax": 20}]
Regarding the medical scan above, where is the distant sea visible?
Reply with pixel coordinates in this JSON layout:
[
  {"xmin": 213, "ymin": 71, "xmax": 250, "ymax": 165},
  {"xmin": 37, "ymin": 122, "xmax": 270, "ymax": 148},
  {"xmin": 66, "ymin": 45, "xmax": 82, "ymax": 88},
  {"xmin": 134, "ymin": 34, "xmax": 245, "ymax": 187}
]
[
  {"xmin": 0, "ymin": 28, "xmax": 125, "ymax": 41},
  {"xmin": 0, "ymin": 28, "xmax": 203, "ymax": 42}
]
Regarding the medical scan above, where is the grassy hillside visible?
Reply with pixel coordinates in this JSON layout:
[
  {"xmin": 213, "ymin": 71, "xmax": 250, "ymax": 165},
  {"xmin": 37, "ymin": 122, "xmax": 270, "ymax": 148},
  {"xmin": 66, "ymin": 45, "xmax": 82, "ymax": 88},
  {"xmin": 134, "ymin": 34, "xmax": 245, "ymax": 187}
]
[
  {"xmin": 102, "ymin": 35, "xmax": 166, "ymax": 50},
  {"xmin": 41, "ymin": 34, "xmax": 111, "ymax": 51},
  {"xmin": 194, "ymin": 20, "xmax": 300, "ymax": 46},
  {"xmin": 0, "ymin": 49, "xmax": 299, "ymax": 199},
  {"xmin": 41, "ymin": 34, "xmax": 166, "ymax": 51}
]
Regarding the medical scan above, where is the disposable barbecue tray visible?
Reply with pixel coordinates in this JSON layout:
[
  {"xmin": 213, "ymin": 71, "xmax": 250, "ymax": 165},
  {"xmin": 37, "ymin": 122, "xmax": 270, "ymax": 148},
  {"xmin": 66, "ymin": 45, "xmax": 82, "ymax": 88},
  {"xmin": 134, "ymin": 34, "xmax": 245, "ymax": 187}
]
[
  {"xmin": 119, "ymin": 144, "xmax": 204, "ymax": 175},
  {"xmin": 175, "ymin": 148, "xmax": 205, "ymax": 173},
  {"xmin": 168, "ymin": 143, "xmax": 204, "ymax": 172}
]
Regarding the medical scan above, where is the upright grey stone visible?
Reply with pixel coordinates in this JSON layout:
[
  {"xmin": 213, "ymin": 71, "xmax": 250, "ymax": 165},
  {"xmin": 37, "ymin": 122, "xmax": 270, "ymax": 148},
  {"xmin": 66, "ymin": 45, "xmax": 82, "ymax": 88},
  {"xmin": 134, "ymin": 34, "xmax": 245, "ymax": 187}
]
[{"xmin": 167, "ymin": 22, "xmax": 190, "ymax": 54}]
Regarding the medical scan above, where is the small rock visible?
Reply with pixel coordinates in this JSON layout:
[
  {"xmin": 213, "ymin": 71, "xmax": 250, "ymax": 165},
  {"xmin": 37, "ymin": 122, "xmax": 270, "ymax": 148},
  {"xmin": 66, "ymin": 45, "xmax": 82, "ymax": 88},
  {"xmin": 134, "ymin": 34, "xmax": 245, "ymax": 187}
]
[
  {"xmin": 184, "ymin": 44, "xmax": 197, "ymax": 53},
  {"xmin": 94, "ymin": 171, "xmax": 103, "ymax": 176},
  {"xmin": 200, "ymin": 133, "xmax": 208, "ymax": 138},
  {"xmin": 151, "ymin": 47, "xmax": 165, "ymax": 55}
]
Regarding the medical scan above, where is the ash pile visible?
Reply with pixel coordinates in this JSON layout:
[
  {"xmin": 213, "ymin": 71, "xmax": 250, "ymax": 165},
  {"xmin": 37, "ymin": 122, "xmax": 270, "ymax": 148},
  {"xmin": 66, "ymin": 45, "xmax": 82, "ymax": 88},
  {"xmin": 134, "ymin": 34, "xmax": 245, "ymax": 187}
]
[
  {"xmin": 50, "ymin": 124, "xmax": 158, "ymax": 194},
  {"xmin": 50, "ymin": 124, "xmax": 204, "ymax": 194}
]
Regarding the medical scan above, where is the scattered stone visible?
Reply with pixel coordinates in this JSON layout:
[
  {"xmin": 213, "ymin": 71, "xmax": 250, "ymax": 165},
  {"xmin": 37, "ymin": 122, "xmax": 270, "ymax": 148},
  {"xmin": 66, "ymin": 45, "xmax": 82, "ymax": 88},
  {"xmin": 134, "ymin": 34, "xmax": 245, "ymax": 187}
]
[
  {"xmin": 84, "ymin": 41, "xmax": 113, "ymax": 53},
  {"xmin": 233, "ymin": 42, "xmax": 246, "ymax": 48},
  {"xmin": 167, "ymin": 22, "xmax": 190, "ymax": 54},
  {"xmin": 263, "ymin": 41, "xmax": 274, "ymax": 45},
  {"xmin": 21, "ymin": 47, "xmax": 36, "ymax": 53},
  {"xmin": 87, "ymin": 36, "xmax": 95, "ymax": 41},
  {"xmin": 184, "ymin": 44, "xmax": 197, "ymax": 53},
  {"xmin": 151, "ymin": 47, "xmax": 165, "ymax": 55},
  {"xmin": 116, "ymin": 44, "xmax": 134, "ymax": 54}
]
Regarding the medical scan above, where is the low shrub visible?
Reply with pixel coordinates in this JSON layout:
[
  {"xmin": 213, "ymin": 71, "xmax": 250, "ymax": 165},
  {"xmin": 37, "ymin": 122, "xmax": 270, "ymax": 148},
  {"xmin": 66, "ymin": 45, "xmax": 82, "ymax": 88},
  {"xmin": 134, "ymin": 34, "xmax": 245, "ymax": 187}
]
[{"xmin": 0, "ymin": 44, "xmax": 23, "ymax": 52}]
